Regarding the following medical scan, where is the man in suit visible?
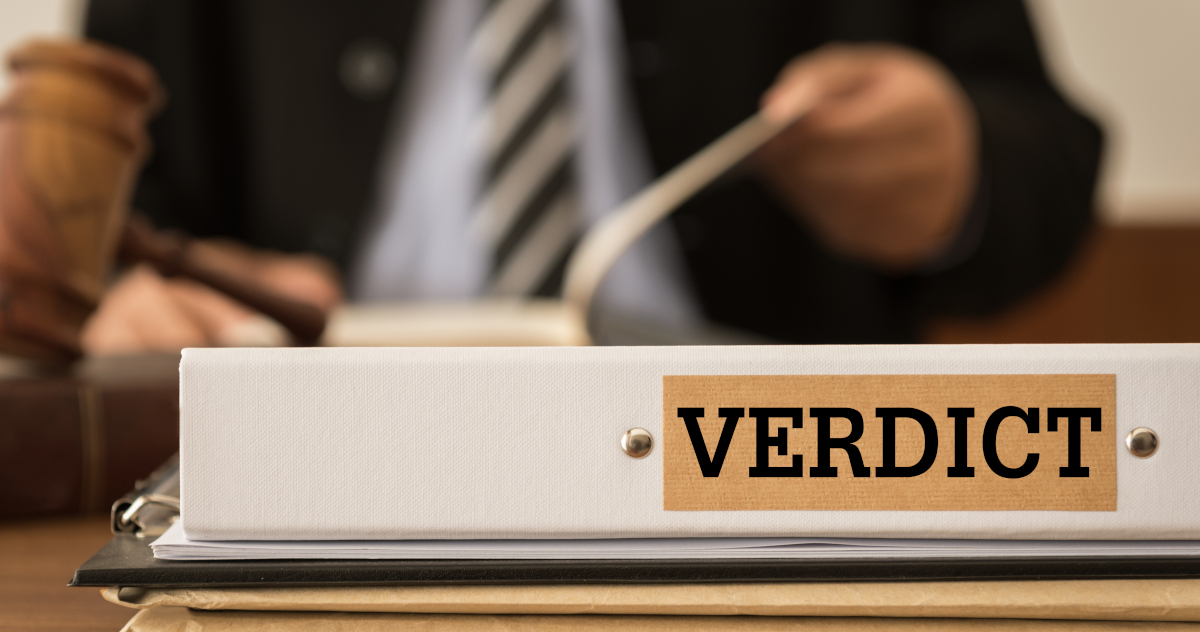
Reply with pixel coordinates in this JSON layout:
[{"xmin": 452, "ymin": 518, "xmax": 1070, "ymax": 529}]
[{"xmin": 80, "ymin": 0, "xmax": 1102, "ymax": 351}]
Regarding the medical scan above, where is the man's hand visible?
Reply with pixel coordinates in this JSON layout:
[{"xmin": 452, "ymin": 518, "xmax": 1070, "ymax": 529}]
[
  {"xmin": 81, "ymin": 241, "xmax": 342, "ymax": 355},
  {"xmin": 756, "ymin": 43, "xmax": 979, "ymax": 271}
]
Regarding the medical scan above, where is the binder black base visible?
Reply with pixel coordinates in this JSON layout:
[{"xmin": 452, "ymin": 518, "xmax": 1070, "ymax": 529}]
[{"xmin": 70, "ymin": 534, "xmax": 1200, "ymax": 588}]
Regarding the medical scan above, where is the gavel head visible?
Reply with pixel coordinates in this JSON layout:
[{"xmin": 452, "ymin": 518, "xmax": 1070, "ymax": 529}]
[{"xmin": 0, "ymin": 39, "xmax": 163, "ymax": 360}]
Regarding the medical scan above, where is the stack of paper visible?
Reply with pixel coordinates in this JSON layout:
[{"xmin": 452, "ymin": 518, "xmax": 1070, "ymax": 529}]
[
  {"xmin": 107, "ymin": 580, "xmax": 1200, "ymax": 631},
  {"xmin": 151, "ymin": 523, "xmax": 1200, "ymax": 561}
]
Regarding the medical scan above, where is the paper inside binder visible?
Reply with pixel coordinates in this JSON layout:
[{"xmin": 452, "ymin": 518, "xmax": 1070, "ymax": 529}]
[{"xmin": 150, "ymin": 522, "xmax": 1200, "ymax": 561}]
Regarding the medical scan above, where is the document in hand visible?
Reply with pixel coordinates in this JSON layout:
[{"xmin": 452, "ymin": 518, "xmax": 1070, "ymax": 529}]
[
  {"xmin": 179, "ymin": 344, "xmax": 1199, "ymax": 542},
  {"xmin": 304, "ymin": 113, "xmax": 801, "ymax": 350}
]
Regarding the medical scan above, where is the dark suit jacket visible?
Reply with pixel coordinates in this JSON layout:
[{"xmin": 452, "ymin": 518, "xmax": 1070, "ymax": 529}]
[{"xmin": 85, "ymin": 0, "xmax": 1103, "ymax": 343}]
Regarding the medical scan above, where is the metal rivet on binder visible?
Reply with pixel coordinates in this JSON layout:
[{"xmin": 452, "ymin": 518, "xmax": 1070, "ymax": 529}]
[
  {"xmin": 1126, "ymin": 427, "xmax": 1159, "ymax": 458},
  {"xmin": 622, "ymin": 428, "xmax": 653, "ymax": 458}
]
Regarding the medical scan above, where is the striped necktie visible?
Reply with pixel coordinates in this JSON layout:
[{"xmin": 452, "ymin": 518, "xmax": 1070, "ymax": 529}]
[{"xmin": 470, "ymin": 0, "xmax": 582, "ymax": 297}]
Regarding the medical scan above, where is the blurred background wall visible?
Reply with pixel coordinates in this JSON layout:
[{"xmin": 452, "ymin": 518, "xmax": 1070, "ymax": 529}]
[
  {"xmin": 0, "ymin": 1, "xmax": 84, "ymax": 84},
  {"xmin": 0, "ymin": 0, "xmax": 1196, "ymax": 225},
  {"xmin": 1026, "ymin": 0, "xmax": 1200, "ymax": 224}
]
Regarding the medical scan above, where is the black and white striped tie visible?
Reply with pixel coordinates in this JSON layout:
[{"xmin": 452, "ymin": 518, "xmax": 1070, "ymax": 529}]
[{"xmin": 471, "ymin": 0, "xmax": 582, "ymax": 297}]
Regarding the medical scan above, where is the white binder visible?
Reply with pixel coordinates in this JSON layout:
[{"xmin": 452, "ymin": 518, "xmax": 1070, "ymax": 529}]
[{"xmin": 179, "ymin": 344, "xmax": 1200, "ymax": 541}]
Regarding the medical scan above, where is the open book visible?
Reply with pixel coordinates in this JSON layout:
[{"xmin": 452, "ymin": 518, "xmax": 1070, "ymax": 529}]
[{"xmin": 304, "ymin": 112, "xmax": 797, "ymax": 348}]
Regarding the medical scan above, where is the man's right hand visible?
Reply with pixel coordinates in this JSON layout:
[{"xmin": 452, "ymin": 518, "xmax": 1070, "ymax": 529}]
[
  {"xmin": 82, "ymin": 241, "xmax": 343, "ymax": 356},
  {"xmin": 755, "ymin": 43, "xmax": 979, "ymax": 272}
]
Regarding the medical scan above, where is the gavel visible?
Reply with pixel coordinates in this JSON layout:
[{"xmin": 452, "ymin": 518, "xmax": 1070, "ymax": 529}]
[{"xmin": 0, "ymin": 40, "xmax": 326, "ymax": 361}]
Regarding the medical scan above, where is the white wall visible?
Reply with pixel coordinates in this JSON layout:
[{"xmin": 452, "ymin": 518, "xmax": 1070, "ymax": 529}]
[
  {"xmin": 0, "ymin": 0, "xmax": 82, "ymax": 94},
  {"xmin": 1028, "ymin": 0, "xmax": 1200, "ymax": 223},
  {"xmin": 0, "ymin": 0, "xmax": 1196, "ymax": 223}
]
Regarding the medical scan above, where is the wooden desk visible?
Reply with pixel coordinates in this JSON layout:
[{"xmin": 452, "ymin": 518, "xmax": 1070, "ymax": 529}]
[
  {"xmin": 0, "ymin": 516, "xmax": 134, "ymax": 631},
  {"xmin": 928, "ymin": 225, "xmax": 1200, "ymax": 343}
]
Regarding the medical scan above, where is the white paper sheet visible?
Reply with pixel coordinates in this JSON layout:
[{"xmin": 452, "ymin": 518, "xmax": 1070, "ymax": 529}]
[{"xmin": 151, "ymin": 523, "xmax": 1200, "ymax": 561}]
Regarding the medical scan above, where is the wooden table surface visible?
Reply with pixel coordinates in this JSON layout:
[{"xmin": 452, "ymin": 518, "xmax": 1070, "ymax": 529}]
[
  {"xmin": 927, "ymin": 225, "xmax": 1200, "ymax": 343},
  {"xmin": 0, "ymin": 515, "xmax": 136, "ymax": 631},
  {"xmin": 0, "ymin": 225, "xmax": 1196, "ymax": 632}
]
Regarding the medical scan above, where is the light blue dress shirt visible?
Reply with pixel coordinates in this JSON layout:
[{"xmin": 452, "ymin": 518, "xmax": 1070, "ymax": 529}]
[{"xmin": 350, "ymin": 0, "xmax": 698, "ymax": 327}]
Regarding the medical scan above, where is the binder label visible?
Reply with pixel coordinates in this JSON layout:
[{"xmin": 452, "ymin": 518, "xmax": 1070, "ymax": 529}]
[{"xmin": 663, "ymin": 375, "xmax": 1116, "ymax": 511}]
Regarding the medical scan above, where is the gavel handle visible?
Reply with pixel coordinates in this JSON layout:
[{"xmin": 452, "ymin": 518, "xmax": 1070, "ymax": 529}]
[{"xmin": 118, "ymin": 215, "xmax": 328, "ymax": 345}]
